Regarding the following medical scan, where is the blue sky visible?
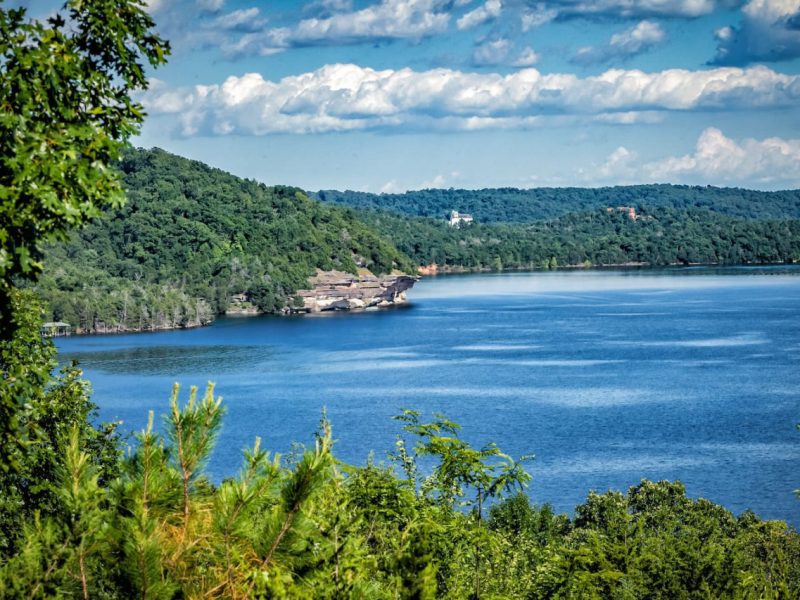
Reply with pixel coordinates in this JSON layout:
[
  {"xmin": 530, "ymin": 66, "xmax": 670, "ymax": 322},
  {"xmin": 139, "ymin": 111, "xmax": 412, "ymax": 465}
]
[{"xmin": 30, "ymin": 0, "xmax": 800, "ymax": 191}]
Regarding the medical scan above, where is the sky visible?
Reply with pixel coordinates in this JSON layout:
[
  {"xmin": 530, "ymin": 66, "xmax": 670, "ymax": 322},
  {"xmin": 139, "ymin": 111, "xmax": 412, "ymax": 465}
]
[{"xmin": 26, "ymin": 0, "xmax": 800, "ymax": 191}]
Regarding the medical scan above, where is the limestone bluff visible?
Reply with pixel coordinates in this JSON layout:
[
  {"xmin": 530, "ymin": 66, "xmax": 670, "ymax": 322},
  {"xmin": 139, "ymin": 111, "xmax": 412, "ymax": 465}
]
[{"xmin": 228, "ymin": 269, "xmax": 418, "ymax": 315}]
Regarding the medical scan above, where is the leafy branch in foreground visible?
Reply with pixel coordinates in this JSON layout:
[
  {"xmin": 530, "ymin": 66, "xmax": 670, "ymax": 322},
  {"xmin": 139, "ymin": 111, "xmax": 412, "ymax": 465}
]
[{"xmin": 0, "ymin": 0, "xmax": 168, "ymax": 473}]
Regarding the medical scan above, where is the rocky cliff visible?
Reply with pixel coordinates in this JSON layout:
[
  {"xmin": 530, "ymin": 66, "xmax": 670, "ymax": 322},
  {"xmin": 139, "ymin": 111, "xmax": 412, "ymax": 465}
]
[{"xmin": 293, "ymin": 269, "xmax": 418, "ymax": 313}]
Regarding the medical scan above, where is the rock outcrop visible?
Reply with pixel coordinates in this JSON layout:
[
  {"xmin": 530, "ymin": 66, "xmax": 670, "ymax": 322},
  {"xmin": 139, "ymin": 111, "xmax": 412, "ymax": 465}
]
[{"xmin": 293, "ymin": 269, "xmax": 418, "ymax": 313}]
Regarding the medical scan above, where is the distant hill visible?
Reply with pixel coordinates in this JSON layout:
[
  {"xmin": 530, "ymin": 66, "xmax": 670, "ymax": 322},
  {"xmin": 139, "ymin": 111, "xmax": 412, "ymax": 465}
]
[
  {"xmin": 354, "ymin": 206, "xmax": 800, "ymax": 271},
  {"xmin": 35, "ymin": 148, "xmax": 411, "ymax": 333},
  {"xmin": 34, "ymin": 151, "xmax": 800, "ymax": 333},
  {"xmin": 315, "ymin": 185, "xmax": 800, "ymax": 223}
]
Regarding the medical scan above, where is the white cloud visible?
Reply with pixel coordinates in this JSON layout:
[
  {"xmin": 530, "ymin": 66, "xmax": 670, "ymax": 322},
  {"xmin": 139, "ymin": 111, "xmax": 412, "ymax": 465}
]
[
  {"xmin": 713, "ymin": 0, "xmax": 800, "ymax": 65},
  {"xmin": 304, "ymin": 0, "xmax": 354, "ymax": 15},
  {"xmin": 598, "ymin": 146, "xmax": 639, "ymax": 179},
  {"xmin": 645, "ymin": 127, "xmax": 800, "ymax": 185},
  {"xmin": 232, "ymin": 0, "xmax": 451, "ymax": 55},
  {"xmin": 518, "ymin": 0, "xmax": 721, "ymax": 28},
  {"xmin": 457, "ymin": 0, "xmax": 502, "ymax": 29},
  {"xmin": 472, "ymin": 38, "xmax": 511, "ymax": 65},
  {"xmin": 382, "ymin": 171, "xmax": 460, "ymax": 192},
  {"xmin": 573, "ymin": 20, "xmax": 666, "ymax": 64},
  {"xmin": 549, "ymin": 0, "xmax": 719, "ymax": 18},
  {"xmin": 512, "ymin": 46, "xmax": 540, "ymax": 67},
  {"xmin": 521, "ymin": 5, "xmax": 558, "ymax": 30},
  {"xmin": 610, "ymin": 20, "xmax": 666, "ymax": 49},
  {"xmin": 589, "ymin": 128, "xmax": 800, "ymax": 187},
  {"xmin": 380, "ymin": 179, "xmax": 403, "ymax": 193},
  {"xmin": 211, "ymin": 8, "xmax": 267, "ymax": 32},
  {"xmin": 420, "ymin": 174, "xmax": 449, "ymax": 188},
  {"xmin": 142, "ymin": 63, "xmax": 800, "ymax": 136},
  {"xmin": 743, "ymin": 0, "xmax": 799, "ymax": 21}
]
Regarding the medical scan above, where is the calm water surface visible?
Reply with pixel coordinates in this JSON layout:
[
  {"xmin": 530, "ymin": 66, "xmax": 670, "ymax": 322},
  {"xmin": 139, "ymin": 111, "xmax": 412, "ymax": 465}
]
[{"xmin": 57, "ymin": 267, "xmax": 800, "ymax": 525}]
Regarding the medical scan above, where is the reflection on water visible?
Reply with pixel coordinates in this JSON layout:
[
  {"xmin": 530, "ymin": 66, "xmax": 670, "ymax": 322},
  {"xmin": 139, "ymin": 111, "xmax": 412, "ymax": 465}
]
[
  {"xmin": 62, "ymin": 345, "xmax": 267, "ymax": 376},
  {"xmin": 56, "ymin": 267, "xmax": 800, "ymax": 526}
]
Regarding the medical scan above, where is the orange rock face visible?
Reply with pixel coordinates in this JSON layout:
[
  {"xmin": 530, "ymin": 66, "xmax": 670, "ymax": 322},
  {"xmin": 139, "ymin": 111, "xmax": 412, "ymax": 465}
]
[{"xmin": 417, "ymin": 264, "xmax": 439, "ymax": 276}]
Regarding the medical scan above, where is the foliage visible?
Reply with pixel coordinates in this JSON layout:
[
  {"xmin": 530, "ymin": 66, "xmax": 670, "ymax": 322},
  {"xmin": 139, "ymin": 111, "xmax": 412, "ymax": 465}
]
[
  {"xmin": 32, "ymin": 148, "xmax": 800, "ymax": 334},
  {"xmin": 0, "ymin": 0, "xmax": 167, "ymax": 476},
  {"xmin": 0, "ymin": 0, "xmax": 168, "ymax": 314},
  {"xmin": 355, "ymin": 206, "xmax": 800, "ymax": 271},
  {"xmin": 0, "ymin": 291, "xmax": 120, "ymax": 555},
  {"xmin": 33, "ymin": 148, "xmax": 412, "ymax": 332},
  {"xmin": 1, "ymin": 371, "xmax": 798, "ymax": 598},
  {"xmin": 316, "ymin": 185, "xmax": 800, "ymax": 223}
]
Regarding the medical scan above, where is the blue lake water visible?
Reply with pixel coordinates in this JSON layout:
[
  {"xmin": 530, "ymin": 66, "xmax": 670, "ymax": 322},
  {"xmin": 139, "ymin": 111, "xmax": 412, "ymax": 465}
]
[{"xmin": 57, "ymin": 267, "xmax": 800, "ymax": 526}]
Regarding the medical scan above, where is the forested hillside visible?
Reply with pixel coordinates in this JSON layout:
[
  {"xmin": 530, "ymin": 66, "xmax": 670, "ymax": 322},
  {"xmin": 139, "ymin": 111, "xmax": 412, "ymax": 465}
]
[
  {"xmin": 316, "ymin": 185, "xmax": 800, "ymax": 223},
  {"xmin": 357, "ymin": 207, "xmax": 800, "ymax": 271},
  {"xmin": 35, "ymin": 150, "xmax": 800, "ymax": 332},
  {"xmin": 34, "ymin": 148, "xmax": 411, "ymax": 332}
]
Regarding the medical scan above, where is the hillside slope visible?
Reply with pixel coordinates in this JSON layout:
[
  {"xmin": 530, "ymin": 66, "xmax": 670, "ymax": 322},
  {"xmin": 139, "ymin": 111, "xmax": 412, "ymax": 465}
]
[
  {"xmin": 354, "ymin": 206, "xmax": 800, "ymax": 271},
  {"xmin": 35, "ymin": 148, "xmax": 412, "ymax": 333},
  {"xmin": 316, "ymin": 185, "xmax": 800, "ymax": 223}
]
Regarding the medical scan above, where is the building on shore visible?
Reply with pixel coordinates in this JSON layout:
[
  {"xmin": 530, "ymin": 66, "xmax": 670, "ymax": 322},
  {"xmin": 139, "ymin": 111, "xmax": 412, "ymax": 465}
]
[
  {"xmin": 447, "ymin": 210, "xmax": 474, "ymax": 226},
  {"xmin": 41, "ymin": 321, "xmax": 71, "ymax": 337}
]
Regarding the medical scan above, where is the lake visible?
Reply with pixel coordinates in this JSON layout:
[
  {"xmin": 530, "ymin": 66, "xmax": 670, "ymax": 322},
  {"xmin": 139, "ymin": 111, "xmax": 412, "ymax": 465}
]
[{"xmin": 57, "ymin": 267, "xmax": 800, "ymax": 526}]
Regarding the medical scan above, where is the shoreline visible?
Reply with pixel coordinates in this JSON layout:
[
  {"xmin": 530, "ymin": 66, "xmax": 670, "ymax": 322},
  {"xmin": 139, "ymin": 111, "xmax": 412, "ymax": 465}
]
[{"xmin": 54, "ymin": 261, "xmax": 799, "ymax": 337}]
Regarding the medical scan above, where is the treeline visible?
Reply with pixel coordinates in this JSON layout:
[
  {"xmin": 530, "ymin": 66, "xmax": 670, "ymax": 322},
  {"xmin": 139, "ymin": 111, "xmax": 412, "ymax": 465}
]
[
  {"xmin": 316, "ymin": 185, "xmax": 800, "ymax": 223},
  {"xmin": 357, "ymin": 207, "xmax": 800, "ymax": 270},
  {"xmin": 33, "ymin": 148, "xmax": 800, "ymax": 333},
  {"xmin": 2, "ymin": 297, "xmax": 799, "ymax": 598},
  {"xmin": 34, "ymin": 148, "xmax": 411, "ymax": 332}
]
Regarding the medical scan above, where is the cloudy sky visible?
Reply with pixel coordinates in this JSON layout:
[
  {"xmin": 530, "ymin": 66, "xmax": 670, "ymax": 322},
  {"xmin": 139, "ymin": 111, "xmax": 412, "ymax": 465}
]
[{"xmin": 33, "ymin": 0, "xmax": 800, "ymax": 191}]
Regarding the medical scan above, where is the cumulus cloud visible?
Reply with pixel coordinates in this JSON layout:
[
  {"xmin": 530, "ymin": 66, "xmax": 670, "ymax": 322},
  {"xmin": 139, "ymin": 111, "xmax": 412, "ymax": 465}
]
[
  {"xmin": 712, "ymin": 0, "xmax": 800, "ymax": 65},
  {"xmin": 521, "ymin": 5, "xmax": 558, "ymax": 30},
  {"xmin": 211, "ymin": 8, "xmax": 267, "ymax": 32},
  {"xmin": 303, "ymin": 0, "xmax": 354, "ymax": 17},
  {"xmin": 593, "ymin": 128, "xmax": 800, "ymax": 187},
  {"xmin": 141, "ymin": 63, "xmax": 800, "ymax": 136},
  {"xmin": 598, "ymin": 146, "xmax": 640, "ymax": 179},
  {"xmin": 573, "ymin": 20, "xmax": 667, "ymax": 64},
  {"xmin": 512, "ymin": 46, "xmax": 540, "ymax": 66},
  {"xmin": 227, "ymin": 0, "xmax": 453, "ymax": 55},
  {"xmin": 457, "ymin": 0, "xmax": 502, "ymax": 29},
  {"xmin": 472, "ymin": 38, "xmax": 512, "ymax": 64},
  {"xmin": 645, "ymin": 127, "xmax": 800, "ymax": 185},
  {"xmin": 545, "ymin": 0, "xmax": 722, "ymax": 19}
]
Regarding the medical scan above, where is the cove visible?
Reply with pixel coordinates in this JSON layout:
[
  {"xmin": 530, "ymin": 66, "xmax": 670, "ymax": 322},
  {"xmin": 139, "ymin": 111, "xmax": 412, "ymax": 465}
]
[{"xmin": 56, "ymin": 266, "xmax": 800, "ymax": 526}]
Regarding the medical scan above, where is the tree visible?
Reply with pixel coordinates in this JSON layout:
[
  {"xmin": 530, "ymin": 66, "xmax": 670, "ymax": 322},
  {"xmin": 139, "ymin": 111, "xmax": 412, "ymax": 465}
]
[
  {"xmin": 392, "ymin": 410, "xmax": 533, "ymax": 598},
  {"xmin": 0, "ymin": 0, "xmax": 169, "ymax": 327},
  {"xmin": 0, "ymin": 0, "xmax": 168, "ymax": 468}
]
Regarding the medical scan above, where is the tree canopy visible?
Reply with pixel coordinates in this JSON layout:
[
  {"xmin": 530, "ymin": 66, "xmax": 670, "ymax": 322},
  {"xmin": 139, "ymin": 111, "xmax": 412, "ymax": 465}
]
[
  {"xmin": 0, "ymin": 0, "xmax": 167, "ymax": 470},
  {"xmin": 316, "ymin": 185, "xmax": 800, "ymax": 223},
  {"xmin": 34, "ymin": 147, "xmax": 412, "ymax": 332}
]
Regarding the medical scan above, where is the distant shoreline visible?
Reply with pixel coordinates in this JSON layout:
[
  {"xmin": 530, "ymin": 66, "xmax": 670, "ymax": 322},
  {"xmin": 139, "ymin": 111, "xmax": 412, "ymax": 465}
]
[{"xmin": 53, "ymin": 261, "xmax": 799, "ymax": 338}]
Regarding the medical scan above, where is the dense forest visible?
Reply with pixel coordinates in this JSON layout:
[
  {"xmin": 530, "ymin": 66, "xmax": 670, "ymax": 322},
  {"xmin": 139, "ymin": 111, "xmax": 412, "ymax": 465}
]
[
  {"xmin": 356, "ymin": 207, "xmax": 800, "ymax": 271},
  {"xmin": 34, "ymin": 148, "xmax": 411, "ymax": 333},
  {"xmin": 33, "ymin": 150, "xmax": 800, "ymax": 332},
  {"xmin": 316, "ymin": 186, "xmax": 800, "ymax": 223}
]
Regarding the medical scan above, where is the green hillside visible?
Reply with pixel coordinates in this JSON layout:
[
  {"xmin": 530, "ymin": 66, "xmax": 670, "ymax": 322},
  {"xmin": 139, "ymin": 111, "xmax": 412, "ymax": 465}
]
[
  {"xmin": 316, "ymin": 185, "xmax": 800, "ymax": 223},
  {"xmin": 356, "ymin": 207, "xmax": 800, "ymax": 271},
  {"xmin": 34, "ymin": 150, "xmax": 800, "ymax": 333},
  {"xmin": 34, "ymin": 148, "xmax": 411, "ymax": 332}
]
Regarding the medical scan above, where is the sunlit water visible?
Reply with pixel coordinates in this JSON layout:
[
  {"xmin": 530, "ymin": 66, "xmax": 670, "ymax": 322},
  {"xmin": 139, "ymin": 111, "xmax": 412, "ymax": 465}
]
[{"xmin": 57, "ymin": 266, "xmax": 800, "ymax": 525}]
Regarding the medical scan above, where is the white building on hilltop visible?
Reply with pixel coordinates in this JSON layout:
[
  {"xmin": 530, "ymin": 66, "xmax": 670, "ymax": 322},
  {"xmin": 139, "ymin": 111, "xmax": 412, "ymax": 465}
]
[{"xmin": 447, "ymin": 210, "xmax": 474, "ymax": 226}]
